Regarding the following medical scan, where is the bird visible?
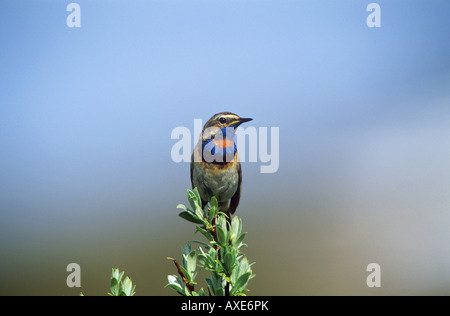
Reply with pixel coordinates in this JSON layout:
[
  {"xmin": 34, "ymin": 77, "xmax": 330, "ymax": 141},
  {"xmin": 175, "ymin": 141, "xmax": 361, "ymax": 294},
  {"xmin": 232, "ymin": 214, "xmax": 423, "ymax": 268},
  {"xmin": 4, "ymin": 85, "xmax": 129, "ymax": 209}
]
[{"xmin": 190, "ymin": 112, "xmax": 253, "ymax": 220}]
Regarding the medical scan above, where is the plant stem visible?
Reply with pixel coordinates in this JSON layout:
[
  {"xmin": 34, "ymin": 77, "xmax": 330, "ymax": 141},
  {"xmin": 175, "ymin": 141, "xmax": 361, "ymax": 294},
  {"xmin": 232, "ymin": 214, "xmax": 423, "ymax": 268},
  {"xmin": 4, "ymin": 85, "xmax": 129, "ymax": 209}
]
[{"xmin": 167, "ymin": 257, "xmax": 194, "ymax": 292}]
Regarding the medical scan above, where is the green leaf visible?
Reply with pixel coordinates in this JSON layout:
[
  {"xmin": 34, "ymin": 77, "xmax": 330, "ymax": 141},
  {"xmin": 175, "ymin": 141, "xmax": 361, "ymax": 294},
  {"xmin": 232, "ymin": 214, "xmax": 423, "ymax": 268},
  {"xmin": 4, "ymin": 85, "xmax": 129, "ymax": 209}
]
[
  {"xmin": 167, "ymin": 275, "xmax": 181, "ymax": 288},
  {"xmin": 216, "ymin": 225, "xmax": 227, "ymax": 245},
  {"xmin": 223, "ymin": 252, "xmax": 236, "ymax": 275},
  {"xmin": 210, "ymin": 196, "xmax": 218, "ymax": 210},
  {"xmin": 179, "ymin": 265, "xmax": 190, "ymax": 280},
  {"xmin": 118, "ymin": 271, "xmax": 125, "ymax": 283},
  {"xmin": 197, "ymin": 247, "xmax": 217, "ymax": 270},
  {"xmin": 206, "ymin": 273, "xmax": 224, "ymax": 296},
  {"xmin": 178, "ymin": 211, "xmax": 204, "ymax": 225},
  {"xmin": 176, "ymin": 204, "xmax": 191, "ymax": 213},
  {"xmin": 166, "ymin": 283, "xmax": 183, "ymax": 293},
  {"xmin": 192, "ymin": 187, "xmax": 202, "ymax": 206},
  {"xmin": 238, "ymin": 257, "xmax": 251, "ymax": 274},
  {"xmin": 197, "ymin": 254, "xmax": 208, "ymax": 268},
  {"xmin": 110, "ymin": 277, "xmax": 119, "ymax": 296},
  {"xmin": 216, "ymin": 215, "xmax": 228, "ymax": 239},
  {"xmin": 234, "ymin": 232, "xmax": 247, "ymax": 247},
  {"xmin": 205, "ymin": 278, "xmax": 215, "ymax": 295},
  {"xmin": 111, "ymin": 268, "xmax": 119, "ymax": 280},
  {"xmin": 182, "ymin": 244, "xmax": 192, "ymax": 256},
  {"xmin": 230, "ymin": 216, "xmax": 240, "ymax": 235},
  {"xmin": 193, "ymin": 203, "xmax": 204, "ymax": 220},
  {"xmin": 189, "ymin": 240, "xmax": 211, "ymax": 248},
  {"xmin": 197, "ymin": 288, "xmax": 206, "ymax": 296},
  {"xmin": 122, "ymin": 277, "xmax": 133, "ymax": 296},
  {"xmin": 232, "ymin": 272, "xmax": 252, "ymax": 294},
  {"xmin": 214, "ymin": 258, "xmax": 224, "ymax": 273},
  {"xmin": 167, "ymin": 275, "xmax": 188, "ymax": 295},
  {"xmin": 186, "ymin": 250, "xmax": 197, "ymax": 277},
  {"xmin": 196, "ymin": 226, "xmax": 214, "ymax": 242},
  {"xmin": 187, "ymin": 190, "xmax": 199, "ymax": 212}
]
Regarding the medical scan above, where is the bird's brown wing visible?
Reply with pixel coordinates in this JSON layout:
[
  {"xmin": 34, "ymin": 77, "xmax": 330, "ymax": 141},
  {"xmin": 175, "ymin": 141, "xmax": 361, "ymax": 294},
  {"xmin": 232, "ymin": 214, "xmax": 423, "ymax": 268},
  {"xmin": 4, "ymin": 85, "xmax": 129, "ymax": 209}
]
[
  {"xmin": 191, "ymin": 149, "xmax": 208, "ymax": 209},
  {"xmin": 229, "ymin": 160, "xmax": 242, "ymax": 216}
]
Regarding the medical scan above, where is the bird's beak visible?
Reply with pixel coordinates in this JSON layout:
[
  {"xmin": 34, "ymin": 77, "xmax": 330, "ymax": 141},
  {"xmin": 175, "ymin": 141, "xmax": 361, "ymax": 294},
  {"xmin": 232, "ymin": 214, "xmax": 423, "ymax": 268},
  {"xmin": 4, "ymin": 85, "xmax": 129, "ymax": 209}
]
[{"xmin": 232, "ymin": 117, "xmax": 253, "ymax": 128}]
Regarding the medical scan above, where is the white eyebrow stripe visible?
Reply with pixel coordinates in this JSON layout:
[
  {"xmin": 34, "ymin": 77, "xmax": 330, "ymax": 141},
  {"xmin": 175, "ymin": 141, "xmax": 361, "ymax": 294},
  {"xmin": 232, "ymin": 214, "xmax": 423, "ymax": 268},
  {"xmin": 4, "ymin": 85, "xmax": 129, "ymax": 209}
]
[{"xmin": 219, "ymin": 114, "xmax": 239, "ymax": 120}]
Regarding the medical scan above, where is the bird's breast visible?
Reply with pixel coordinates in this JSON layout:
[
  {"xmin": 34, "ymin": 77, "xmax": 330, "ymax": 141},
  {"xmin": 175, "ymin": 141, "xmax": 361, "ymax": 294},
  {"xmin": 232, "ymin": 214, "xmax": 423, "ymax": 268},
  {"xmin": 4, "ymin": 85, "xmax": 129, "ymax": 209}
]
[{"xmin": 192, "ymin": 154, "xmax": 240, "ymax": 203}]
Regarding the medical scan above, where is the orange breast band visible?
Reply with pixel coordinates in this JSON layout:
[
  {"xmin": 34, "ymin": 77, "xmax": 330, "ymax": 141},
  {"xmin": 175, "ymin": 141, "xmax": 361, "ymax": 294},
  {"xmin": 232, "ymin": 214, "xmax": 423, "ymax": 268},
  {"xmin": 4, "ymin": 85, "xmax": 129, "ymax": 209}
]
[{"xmin": 213, "ymin": 139, "xmax": 235, "ymax": 149}]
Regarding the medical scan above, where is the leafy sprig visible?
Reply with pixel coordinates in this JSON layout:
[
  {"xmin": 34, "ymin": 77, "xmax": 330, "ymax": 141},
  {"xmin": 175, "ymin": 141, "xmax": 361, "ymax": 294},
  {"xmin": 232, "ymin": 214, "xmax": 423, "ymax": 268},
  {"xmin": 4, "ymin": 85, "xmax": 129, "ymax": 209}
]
[
  {"xmin": 167, "ymin": 188, "xmax": 255, "ymax": 296},
  {"xmin": 108, "ymin": 268, "xmax": 136, "ymax": 296}
]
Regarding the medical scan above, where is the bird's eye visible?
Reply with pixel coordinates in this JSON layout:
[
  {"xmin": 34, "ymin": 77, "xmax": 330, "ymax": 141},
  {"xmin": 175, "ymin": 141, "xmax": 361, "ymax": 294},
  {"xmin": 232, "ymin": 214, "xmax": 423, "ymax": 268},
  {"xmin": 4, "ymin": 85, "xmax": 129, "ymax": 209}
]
[{"xmin": 218, "ymin": 117, "xmax": 226, "ymax": 124}]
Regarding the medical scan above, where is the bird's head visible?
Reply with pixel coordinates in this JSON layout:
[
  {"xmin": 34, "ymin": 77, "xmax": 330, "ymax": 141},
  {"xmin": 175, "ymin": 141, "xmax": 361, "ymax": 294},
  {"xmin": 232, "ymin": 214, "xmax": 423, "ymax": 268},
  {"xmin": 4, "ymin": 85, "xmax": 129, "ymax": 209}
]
[{"xmin": 201, "ymin": 112, "xmax": 253, "ymax": 141}]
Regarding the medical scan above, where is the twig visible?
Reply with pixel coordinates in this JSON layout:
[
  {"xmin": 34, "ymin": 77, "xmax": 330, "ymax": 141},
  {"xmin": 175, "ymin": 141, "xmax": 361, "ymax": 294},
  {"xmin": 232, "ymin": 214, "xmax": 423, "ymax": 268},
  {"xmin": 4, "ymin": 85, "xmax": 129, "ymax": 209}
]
[
  {"xmin": 167, "ymin": 257, "xmax": 194, "ymax": 292},
  {"xmin": 225, "ymin": 282, "xmax": 230, "ymax": 296}
]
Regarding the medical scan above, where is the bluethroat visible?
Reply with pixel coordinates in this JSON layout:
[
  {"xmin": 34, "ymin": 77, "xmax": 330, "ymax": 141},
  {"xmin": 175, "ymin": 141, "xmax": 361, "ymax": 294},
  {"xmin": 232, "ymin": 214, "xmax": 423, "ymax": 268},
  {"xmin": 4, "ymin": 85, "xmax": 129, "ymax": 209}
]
[{"xmin": 191, "ymin": 112, "xmax": 253, "ymax": 220}]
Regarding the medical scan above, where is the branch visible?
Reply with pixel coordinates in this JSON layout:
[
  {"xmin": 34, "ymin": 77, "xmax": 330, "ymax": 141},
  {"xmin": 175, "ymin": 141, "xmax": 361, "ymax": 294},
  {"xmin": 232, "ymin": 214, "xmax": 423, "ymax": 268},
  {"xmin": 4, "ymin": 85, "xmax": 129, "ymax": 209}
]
[{"xmin": 166, "ymin": 257, "xmax": 194, "ymax": 292}]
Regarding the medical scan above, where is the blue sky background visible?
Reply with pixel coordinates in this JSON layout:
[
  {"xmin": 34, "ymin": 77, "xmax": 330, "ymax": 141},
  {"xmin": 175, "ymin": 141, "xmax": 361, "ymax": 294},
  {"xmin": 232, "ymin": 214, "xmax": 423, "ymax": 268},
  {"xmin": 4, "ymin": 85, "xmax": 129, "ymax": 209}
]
[{"xmin": 0, "ymin": 0, "xmax": 449, "ymax": 295}]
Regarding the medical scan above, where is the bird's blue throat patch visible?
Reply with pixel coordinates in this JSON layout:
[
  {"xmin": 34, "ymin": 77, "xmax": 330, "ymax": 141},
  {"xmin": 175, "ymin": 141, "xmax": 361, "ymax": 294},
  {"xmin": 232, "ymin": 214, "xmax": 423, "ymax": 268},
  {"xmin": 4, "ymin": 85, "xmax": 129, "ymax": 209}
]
[{"xmin": 201, "ymin": 129, "xmax": 237, "ymax": 163}]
